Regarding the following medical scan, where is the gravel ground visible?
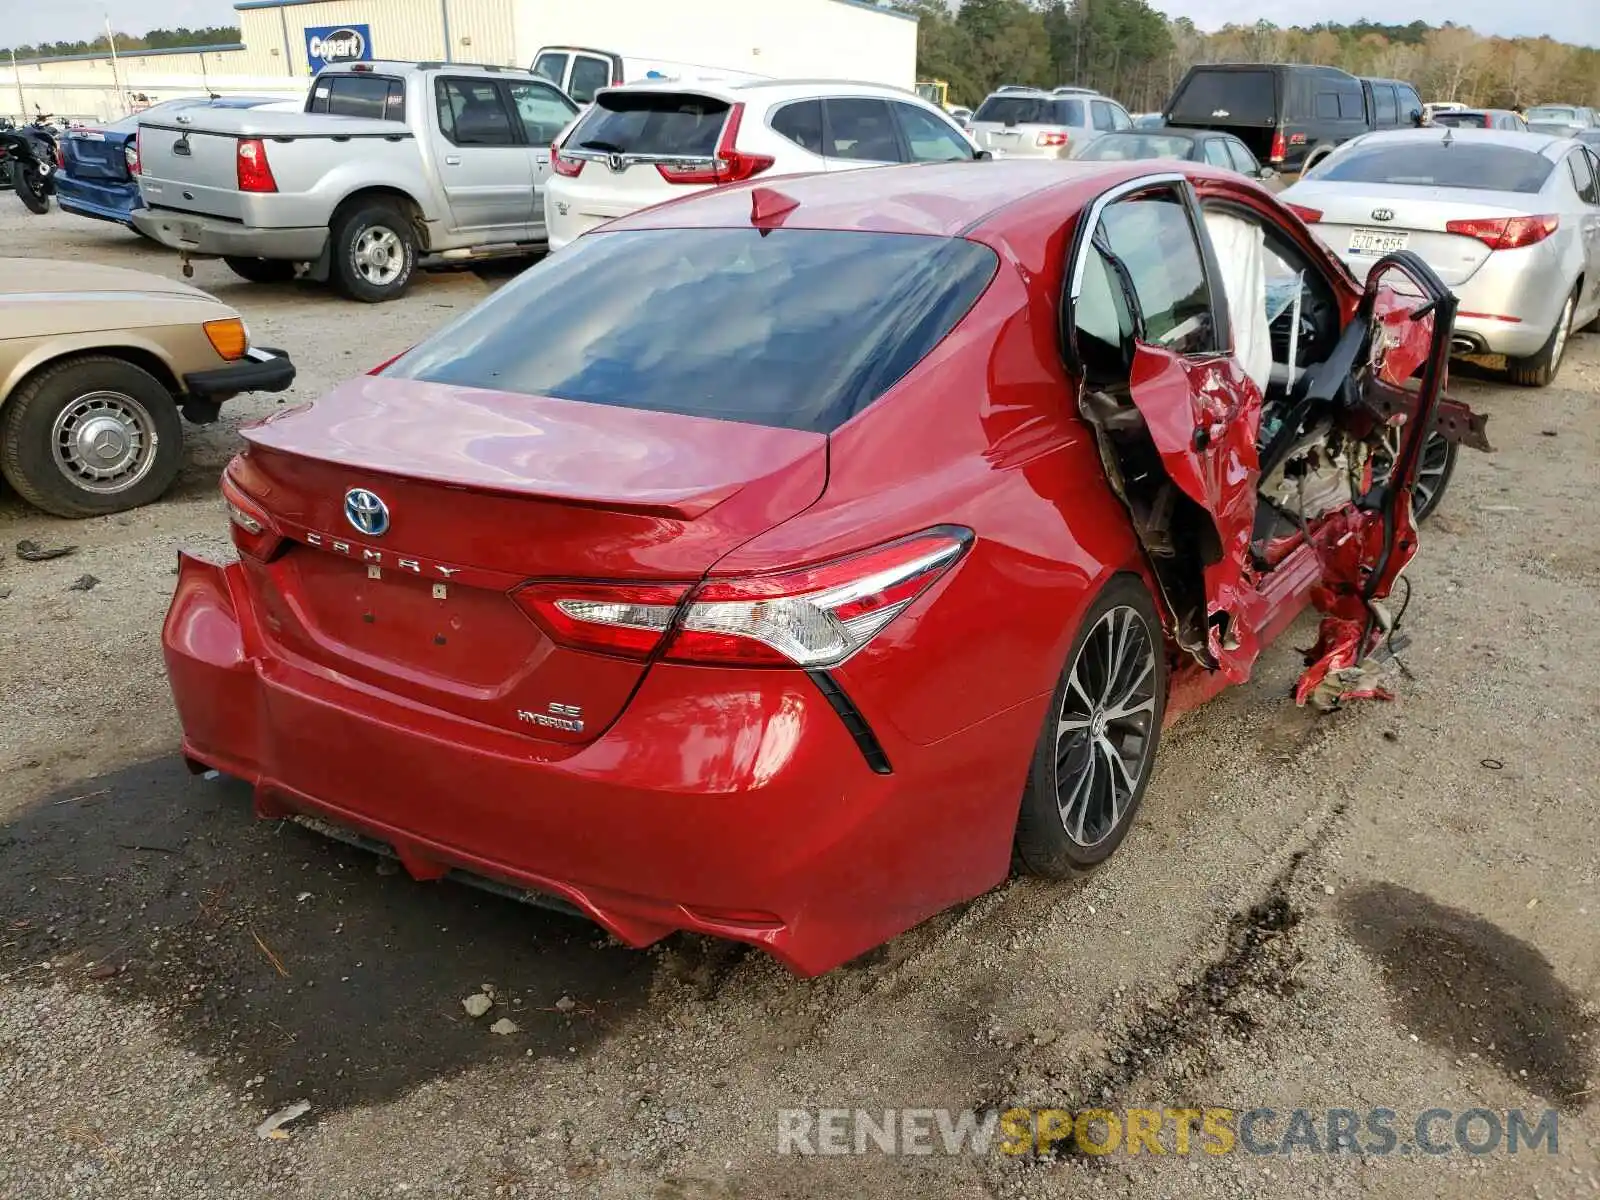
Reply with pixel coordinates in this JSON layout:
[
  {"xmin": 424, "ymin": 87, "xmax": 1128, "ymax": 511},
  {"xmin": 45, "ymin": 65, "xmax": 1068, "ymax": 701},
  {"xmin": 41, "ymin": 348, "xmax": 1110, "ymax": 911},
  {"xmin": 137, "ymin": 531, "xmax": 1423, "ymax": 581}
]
[{"xmin": 1, "ymin": 200, "xmax": 1597, "ymax": 1200}]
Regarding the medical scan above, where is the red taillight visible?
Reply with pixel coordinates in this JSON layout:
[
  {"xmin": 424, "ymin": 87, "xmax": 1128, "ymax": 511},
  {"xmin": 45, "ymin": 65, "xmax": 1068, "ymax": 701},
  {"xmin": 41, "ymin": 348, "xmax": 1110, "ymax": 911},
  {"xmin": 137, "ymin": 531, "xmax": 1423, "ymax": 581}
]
[
  {"xmin": 54, "ymin": 139, "xmax": 65, "ymax": 168},
  {"xmin": 1445, "ymin": 214, "xmax": 1559, "ymax": 250},
  {"xmin": 1284, "ymin": 203, "xmax": 1323, "ymax": 224},
  {"xmin": 236, "ymin": 137, "xmax": 277, "ymax": 193},
  {"xmin": 1270, "ymin": 129, "xmax": 1286, "ymax": 163},
  {"xmin": 220, "ymin": 472, "xmax": 282, "ymax": 561},
  {"xmin": 1036, "ymin": 131, "xmax": 1069, "ymax": 147},
  {"xmin": 551, "ymin": 139, "xmax": 584, "ymax": 178},
  {"xmin": 514, "ymin": 581, "xmax": 691, "ymax": 660},
  {"xmin": 126, "ymin": 130, "xmax": 141, "ymax": 175},
  {"xmin": 514, "ymin": 529, "xmax": 971, "ymax": 667},
  {"xmin": 656, "ymin": 103, "xmax": 775, "ymax": 186}
]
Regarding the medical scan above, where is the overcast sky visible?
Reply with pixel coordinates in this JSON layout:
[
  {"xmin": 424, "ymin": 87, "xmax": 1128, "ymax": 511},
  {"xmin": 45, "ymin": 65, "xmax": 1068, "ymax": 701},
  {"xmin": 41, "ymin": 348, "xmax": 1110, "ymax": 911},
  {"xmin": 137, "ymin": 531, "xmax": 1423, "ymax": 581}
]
[{"xmin": 7, "ymin": 0, "xmax": 1591, "ymax": 52}]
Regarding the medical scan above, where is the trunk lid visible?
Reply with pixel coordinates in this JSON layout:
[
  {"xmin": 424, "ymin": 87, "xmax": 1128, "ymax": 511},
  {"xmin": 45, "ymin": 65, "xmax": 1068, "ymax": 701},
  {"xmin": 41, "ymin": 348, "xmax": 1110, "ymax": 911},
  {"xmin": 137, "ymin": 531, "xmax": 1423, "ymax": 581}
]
[
  {"xmin": 232, "ymin": 377, "xmax": 828, "ymax": 742},
  {"xmin": 63, "ymin": 129, "xmax": 130, "ymax": 182},
  {"xmin": 1294, "ymin": 184, "xmax": 1517, "ymax": 285}
]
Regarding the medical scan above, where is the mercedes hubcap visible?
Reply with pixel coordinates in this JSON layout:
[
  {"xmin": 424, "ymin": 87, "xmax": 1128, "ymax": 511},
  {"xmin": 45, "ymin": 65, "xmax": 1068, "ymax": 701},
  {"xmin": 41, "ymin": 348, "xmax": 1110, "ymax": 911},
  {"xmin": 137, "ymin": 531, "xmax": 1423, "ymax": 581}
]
[
  {"xmin": 51, "ymin": 390, "xmax": 157, "ymax": 493},
  {"xmin": 353, "ymin": 226, "xmax": 404, "ymax": 286},
  {"xmin": 1055, "ymin": 605, "xmax": 1159, "ymax": 848}
]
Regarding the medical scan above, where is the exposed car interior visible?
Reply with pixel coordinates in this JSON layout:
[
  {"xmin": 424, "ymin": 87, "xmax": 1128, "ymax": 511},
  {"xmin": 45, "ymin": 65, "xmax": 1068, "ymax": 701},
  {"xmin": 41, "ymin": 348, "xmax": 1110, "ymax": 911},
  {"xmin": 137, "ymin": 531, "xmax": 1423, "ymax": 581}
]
[{"xmin": 1063, "ymin": 181, "xmax": 1399, "ymax": 665}]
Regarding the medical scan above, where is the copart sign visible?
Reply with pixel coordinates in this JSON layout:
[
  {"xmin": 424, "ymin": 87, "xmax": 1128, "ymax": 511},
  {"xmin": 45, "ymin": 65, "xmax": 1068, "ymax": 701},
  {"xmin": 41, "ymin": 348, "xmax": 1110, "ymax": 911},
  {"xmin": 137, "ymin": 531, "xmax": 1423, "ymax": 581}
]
[{"xmin": 305, "ymin": 24, "xmax": 373, "ymax": 71}]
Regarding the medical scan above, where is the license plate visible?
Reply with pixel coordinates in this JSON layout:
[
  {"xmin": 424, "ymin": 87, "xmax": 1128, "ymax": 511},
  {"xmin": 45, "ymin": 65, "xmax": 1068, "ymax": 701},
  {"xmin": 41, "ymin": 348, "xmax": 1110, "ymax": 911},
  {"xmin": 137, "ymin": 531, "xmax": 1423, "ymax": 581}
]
[{"xmin": 1348, "ymin": 227, "xmax": 1409, "ymax": 256}]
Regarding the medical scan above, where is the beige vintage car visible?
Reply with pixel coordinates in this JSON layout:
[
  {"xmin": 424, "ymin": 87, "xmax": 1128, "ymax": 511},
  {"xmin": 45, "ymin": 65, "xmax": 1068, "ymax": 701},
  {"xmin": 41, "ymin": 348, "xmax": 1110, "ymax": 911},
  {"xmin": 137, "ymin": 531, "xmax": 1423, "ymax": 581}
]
[{"xmin": 0, "ymin": 258, "xmax": 294, "ymax": 517}]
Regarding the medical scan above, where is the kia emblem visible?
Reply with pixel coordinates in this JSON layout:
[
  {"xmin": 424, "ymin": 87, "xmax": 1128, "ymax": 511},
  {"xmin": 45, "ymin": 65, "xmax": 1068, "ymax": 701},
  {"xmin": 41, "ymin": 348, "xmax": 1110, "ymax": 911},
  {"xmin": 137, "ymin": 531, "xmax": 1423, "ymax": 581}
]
[{"xmin": 1371, "ymin": 208, "xmax": 1395, "ymax": 222}]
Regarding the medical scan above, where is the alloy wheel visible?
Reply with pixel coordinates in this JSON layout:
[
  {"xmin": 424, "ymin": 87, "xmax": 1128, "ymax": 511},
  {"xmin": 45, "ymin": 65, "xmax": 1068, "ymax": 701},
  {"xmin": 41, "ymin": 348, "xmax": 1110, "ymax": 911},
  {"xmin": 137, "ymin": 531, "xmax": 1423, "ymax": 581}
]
[
  {"xmin": 1370, "ymin": 426, "xmax": 1452, "ymax": 519},
  {"xmin": 352, "ymin": 225, "xmax": 404, "ymax": 286},
  {"xmin": 1054, "ymin": 604, "xmax": 1160, "ymax": 847},
  {"xmin": 50, "ymin": 389, "xmax": 158, "ymax": 493}
]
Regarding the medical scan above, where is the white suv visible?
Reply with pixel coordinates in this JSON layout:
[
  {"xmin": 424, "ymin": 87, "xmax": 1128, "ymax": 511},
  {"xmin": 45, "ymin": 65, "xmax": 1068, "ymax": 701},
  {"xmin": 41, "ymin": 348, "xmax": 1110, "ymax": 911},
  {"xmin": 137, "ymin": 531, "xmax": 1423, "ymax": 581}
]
[{"xmin": 544, "ymin": 79, "xmax": 982, "ymax": 251}]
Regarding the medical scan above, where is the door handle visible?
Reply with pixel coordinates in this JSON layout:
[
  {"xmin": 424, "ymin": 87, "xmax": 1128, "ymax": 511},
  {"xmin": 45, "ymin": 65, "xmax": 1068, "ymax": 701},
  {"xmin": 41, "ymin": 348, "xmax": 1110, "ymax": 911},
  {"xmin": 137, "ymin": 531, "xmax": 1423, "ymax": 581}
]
[{"xmin": 444, "ymin": 155, "xmax": 461, "ymax": 166}]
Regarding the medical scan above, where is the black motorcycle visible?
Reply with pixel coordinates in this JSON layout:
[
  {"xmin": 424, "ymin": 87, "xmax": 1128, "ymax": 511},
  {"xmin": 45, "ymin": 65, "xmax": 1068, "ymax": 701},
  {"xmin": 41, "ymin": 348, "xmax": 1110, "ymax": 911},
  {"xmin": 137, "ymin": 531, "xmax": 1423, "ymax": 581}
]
[{"xmin": 0, "ymin": 113, "xmax": 61, "ymax": 214}]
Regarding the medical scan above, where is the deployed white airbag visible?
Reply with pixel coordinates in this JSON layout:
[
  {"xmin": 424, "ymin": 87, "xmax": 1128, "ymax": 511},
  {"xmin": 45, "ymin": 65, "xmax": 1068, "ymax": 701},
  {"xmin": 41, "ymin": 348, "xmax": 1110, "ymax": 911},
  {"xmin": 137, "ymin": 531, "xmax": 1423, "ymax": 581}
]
[{"xmin": 1203, "ymin": 211, "xmax": 1272, "ymax": 396}]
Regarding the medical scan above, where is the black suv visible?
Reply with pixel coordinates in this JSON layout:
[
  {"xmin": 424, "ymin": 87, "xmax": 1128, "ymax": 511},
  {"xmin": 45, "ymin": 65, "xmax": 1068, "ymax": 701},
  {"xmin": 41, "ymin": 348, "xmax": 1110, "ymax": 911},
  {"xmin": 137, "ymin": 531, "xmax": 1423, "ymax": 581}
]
[{"xmin": 1162, "ymin": 64, "xmax": 1422, "ymax": 173}]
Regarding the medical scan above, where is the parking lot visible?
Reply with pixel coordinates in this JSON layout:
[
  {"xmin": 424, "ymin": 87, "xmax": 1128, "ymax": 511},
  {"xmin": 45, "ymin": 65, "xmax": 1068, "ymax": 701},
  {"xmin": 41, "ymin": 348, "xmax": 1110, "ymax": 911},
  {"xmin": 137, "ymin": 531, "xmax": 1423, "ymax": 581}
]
[{"xmin": 2, "ymin": 199, "xmax": 1598, "ymax": 1199}]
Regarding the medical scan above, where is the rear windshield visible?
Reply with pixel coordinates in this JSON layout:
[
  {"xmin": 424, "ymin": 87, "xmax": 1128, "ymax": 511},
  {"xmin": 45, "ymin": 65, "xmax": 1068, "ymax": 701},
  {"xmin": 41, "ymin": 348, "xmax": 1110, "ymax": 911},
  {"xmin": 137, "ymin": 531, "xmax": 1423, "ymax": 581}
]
[
  {"xmin": 308, "ymin": 73, "xmax": 406, "ymax": 121},
  {"xmin": 1528, "ymin": 122, "xmax": 1574, "ymax": 136},
  {"xmin": 973, "ymin": 96, "xmax": 1083, "ymax": 126},
  {"xmin": 1430, "ymin": 111, "xmax": 1488, "ymax": 128},
  {"xmin": 387, "ymin": 229, "xmax": 998, "ymax": 434},
  {"xmin": 1310, "ymin": 142, "xmax": 1555, "ymax": 192},
  {"xmin": 566, "ymin": 91, "xmax": 729, "ymax": 156},
  {"xmin": 1076, "ymin": 133, "xmax": 1194, "ymax": 161},
  {"xmin": 1168, "ymin": 70, "xmax": 1276, "ymax": 124},
  {"xmin": 1526, "ymin": 106, "xmax": 1578, "ymax": 123}
]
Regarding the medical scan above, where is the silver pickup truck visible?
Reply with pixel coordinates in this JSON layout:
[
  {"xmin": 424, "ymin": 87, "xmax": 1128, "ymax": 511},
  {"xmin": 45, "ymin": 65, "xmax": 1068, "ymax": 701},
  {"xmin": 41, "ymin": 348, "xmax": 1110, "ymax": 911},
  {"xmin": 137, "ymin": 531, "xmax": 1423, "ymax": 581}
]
[{"xmin": 131, "ymin": 61, "xmax": 579, "ymax": 301}]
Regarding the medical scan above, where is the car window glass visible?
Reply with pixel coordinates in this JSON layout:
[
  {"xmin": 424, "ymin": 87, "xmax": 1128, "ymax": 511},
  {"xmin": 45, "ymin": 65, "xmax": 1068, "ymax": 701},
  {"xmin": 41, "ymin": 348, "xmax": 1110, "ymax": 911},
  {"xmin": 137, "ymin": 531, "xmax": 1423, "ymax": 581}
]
[
  {"xmin": 310, "ymin": 74, "xmax": 405, "ymax": 121},
  {"xmin": 1073, "ymin": 244, "xmax": 1135, "ymax": 380},
  {"xmin": 892, "ymin": 102, "xmax": 971, "ymax": 162},
  {"xmin": 1076, "ymin": 133, "xmax": 1194, "ymax": 162},
  {"xmin": 1569, "ymin": 151, "xmax": 1600, "ymax": 205},
  {"xmin": 1373, "ymin": 85, "xmax": 1397, "ymax": 126},
  {"xmin": 1317, "ymin": 142, "xmax": 1553, "ymax": 192},
  {"xmin": 1092, "ymin": 101, "xmax": 1116, "ymax": 132},
  {"xmin": 505, "ymin": 81, "xmax": 577, "ymax": 145},
  {"xmin": 1110, "ymin": 105, "xmax": 1134, "ymax": 130},
  {"xmin": 1202, "ymin": 139, "xmax": 1233, "ymax": 168},
  {"xmin": 1168, "ymin": 69, "xmax": 1275, "ymax": 124},
  {"xmin": 568, "ymin": 56, "xmax": 612, "ymax": 105},
  {"xmin": 771, "ymin": 99, "xmax": 824, "ymax": 155},
  {"xmin": 1225, "ymin": 138, "xmax": 1259, "ymax": 175},
  {"xmin": 1337, "ymin": 89, "xmax": 1364, "ymax": 120},
  {"xmin": 532, "ymin": 52, "xmax": 568, "ymax": 87},
  {"xmin": 436, "ymin": 78, "xmax": 515, "ymax": 146},
  {"xmin": 1397, "ymin": 86, "xmax": 1422, "ymax": 121},
  {"xmin": 567, "ymin": 91, "xmax": 729, "ymax": 156},
  {"xmin": 973, "ymin": 95, "xmax": 1082, "ymax": 126},
  {"xmin": 1315, "ymin": 91, "xmax": 1340, "ymax": 120},
  {"xmin": 824, "ymin": 98, "xmax": 902, "ymax": 162},
  {"xmin": 1098, "ymin": 193, "xmax": 1216, "ymax": 355},
  {"xmin": 389, "ymin": 228, "xmax": 999, "ymax": 434}
]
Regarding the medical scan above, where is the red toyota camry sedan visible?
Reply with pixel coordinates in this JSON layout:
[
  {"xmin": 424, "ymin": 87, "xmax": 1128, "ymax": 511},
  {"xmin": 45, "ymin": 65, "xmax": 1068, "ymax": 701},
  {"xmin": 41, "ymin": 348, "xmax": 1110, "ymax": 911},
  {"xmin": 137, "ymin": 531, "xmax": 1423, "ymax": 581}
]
[{"xmin": 163, "ymin": 160, "xmax": 1480, "ymax": 975}]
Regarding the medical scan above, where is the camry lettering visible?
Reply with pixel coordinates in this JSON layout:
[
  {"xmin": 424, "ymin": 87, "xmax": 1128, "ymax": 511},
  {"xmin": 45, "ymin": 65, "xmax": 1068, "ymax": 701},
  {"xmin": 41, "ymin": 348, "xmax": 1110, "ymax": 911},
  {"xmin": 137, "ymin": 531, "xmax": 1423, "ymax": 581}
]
[{"xmin": 302, "ymin": 530, "xmax": 463, "ymax": 578}]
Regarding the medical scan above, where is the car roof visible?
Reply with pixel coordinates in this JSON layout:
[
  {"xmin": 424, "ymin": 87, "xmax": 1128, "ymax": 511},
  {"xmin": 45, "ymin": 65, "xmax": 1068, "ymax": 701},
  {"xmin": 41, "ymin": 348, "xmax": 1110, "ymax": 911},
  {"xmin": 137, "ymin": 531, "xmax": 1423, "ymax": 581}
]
[
  {"xmin": 1352, "ymin": 127, "xmax": 1575, "ymax": 158},
  {"xmin": 596, "ymin": 78, "xmax": 917, "ymax": 103},
  {"xmin": 603, "ymin": 159, "xmax": 1232, "ymax": 241}
]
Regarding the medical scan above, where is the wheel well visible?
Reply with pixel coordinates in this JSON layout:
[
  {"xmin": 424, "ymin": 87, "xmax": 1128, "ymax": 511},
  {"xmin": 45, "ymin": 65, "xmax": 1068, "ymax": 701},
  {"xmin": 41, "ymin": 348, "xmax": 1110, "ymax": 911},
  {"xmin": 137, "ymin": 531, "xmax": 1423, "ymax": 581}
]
[
  {"xmin": 332, "ymin": 187, "xmax": 428, "ymax": 250},
  {"xmin": 9, "ymin": 345, "xmax": 181, "ymax": 407}
]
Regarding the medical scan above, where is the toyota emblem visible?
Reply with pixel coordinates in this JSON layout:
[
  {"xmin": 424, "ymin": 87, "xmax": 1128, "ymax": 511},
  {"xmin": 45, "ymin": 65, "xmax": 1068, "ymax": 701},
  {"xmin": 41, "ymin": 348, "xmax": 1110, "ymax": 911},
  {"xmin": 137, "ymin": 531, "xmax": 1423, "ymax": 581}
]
[
  {"xmin": 344, "ymin": 488, "xmax": 390, "ymax": 537},
  {"xmin": 1371, "ymin": 208, "xmax": 1395, "ymax": 222}
]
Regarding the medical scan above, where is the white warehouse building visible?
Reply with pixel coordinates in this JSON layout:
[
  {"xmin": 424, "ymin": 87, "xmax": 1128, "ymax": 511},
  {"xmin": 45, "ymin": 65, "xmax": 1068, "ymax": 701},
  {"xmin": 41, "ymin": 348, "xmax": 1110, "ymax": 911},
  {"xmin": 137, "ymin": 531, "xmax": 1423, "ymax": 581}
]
[{"xmin": 1, "ymin": 0, "xmax": 919, "ymax": 123}]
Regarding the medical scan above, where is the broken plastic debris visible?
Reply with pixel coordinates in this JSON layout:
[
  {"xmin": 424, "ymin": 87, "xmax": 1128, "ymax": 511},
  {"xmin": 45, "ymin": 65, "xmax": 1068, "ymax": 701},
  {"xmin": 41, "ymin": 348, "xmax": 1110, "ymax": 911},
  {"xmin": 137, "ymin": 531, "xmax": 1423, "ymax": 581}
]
[
  {"xmin": 462, "ymin": 992, "xmax": 492, "ymax": 1018},
  {"xmin": 256, "ymin": 1099, "xmax": 311, "ymax": 1140},
  {"xmin": 490, "ymin": 1018, "xmax": 520, "ymax": 1035}
]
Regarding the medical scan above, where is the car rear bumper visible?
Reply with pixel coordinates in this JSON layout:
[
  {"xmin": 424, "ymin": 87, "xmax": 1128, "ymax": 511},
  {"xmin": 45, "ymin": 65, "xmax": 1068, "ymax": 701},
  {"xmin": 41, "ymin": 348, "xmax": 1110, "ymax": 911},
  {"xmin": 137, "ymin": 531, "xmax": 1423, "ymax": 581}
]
[
  {"xmin": 131, "ymin": 207, "xmax": 329, "ymax": 261},
  {"xmin": 162, "ymin": 554, "xmax": 1029, "ymax": 975},
  {"xmin": 55, "ymin": 176, "xmax": 139, "ymax": 226}
]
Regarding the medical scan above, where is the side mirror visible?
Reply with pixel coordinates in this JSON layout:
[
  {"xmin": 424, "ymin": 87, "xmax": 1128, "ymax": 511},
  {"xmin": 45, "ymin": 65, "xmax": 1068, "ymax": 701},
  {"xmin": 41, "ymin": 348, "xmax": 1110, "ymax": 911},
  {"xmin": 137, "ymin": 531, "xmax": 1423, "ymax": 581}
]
[
  {"xmin": 1409, "ymin": 109, "xmax": 1424, "ymax": 127},
  {"xmin": 1257, "ymin": 166, "xmax": 1278, "ymax": 182},
  {"xmin": 974, "ymin": 149, "xmax": 994, "ymax": 161}
]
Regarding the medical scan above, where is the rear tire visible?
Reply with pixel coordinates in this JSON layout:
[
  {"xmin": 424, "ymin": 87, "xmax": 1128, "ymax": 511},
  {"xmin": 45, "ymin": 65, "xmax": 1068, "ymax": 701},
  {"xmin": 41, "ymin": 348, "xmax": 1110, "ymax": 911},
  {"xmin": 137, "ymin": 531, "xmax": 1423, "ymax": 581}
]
[
  {"xmin": 329, "ymin": 200, "xmax": 417, "ymax": 303},
  {"xmin": 0, "ymin": 355, "xmax": 183, "ymax": 518},
  {"xmin": 1507, "ymin": 287, "xmax": 1576, "ymax": 388},
  {"xmin": 14, "ymin": 160, "xmax": 50, "ymax": 214},
  {"xmin": 223, "ymin": 255, "xmax": 296, "ymax": 284},
  {"xmin": 1013, "ymin": 575, "xmax": 1167, "ymax": 878}
]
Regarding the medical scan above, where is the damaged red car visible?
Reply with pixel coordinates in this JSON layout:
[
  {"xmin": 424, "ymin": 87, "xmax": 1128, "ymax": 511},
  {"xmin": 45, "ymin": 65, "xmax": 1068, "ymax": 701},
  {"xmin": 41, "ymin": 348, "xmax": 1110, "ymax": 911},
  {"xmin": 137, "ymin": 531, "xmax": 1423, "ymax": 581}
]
[{"xmin": 163, "ymin": 160, "xmax": 1486, "ymax": 976}]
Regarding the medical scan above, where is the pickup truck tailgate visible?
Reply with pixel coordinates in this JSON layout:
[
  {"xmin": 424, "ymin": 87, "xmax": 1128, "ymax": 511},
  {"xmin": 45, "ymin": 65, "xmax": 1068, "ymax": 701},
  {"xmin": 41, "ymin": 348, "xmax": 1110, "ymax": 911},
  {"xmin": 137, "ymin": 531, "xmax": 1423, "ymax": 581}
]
[{"xmin": 137, "ymin": 124, "xmax": 243, "ymax": 219}]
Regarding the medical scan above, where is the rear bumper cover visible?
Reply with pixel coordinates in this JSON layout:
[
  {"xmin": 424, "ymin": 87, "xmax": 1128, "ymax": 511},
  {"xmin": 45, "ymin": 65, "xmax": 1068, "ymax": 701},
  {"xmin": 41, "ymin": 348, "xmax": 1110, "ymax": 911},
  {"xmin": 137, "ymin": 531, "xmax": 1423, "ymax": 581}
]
[
  {"xmin": 184, "ymin": 346, "xmax": 296, "ymax": 401},
  {"xmin": 131, "ymin": 206, "xmax": 329, "ymax": 261},
  {"xmin": 56, "ymin": 176, "xmax": 139, "ymax": 226},
  {"xmin": 161, "ymin": 554, "xmax": 1031, "ymax": 975}
]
